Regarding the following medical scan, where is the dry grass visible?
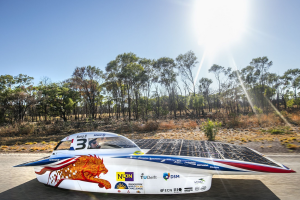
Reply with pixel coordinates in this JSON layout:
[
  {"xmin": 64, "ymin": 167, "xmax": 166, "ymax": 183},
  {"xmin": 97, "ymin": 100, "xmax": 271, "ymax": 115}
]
[
  {"xmin": 291, "ymin": 113, "xmax": 300, "ymax": 124},
  {"xmin": 1, "ymin": 145, "xmax": 8, "ymax": 150},
  {"xmin": 8, "ymin": 146, "xmax": 17, "ymax": 150},
  {"xmin": 158, "ymin": 120, "xmax": 178, "ymax": 130},
  {"xmin": 30, "ymin": 147, "xmax": 40, "ymax": 152},
  {"xmin": 183, "ymin": 120, "xmax": 198, "ymax": 129}
]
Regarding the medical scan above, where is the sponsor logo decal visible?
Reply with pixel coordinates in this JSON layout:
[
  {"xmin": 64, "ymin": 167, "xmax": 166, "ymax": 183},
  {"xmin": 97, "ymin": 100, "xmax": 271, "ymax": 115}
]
[
  {"xmin": 160, "ymin": 188, "xmax": 172, "ymax": 192},
  {"xmin": 94, "ymin": 133, "xmax": 106, "ymax": 137},
  {"xmin": 140, "ymin": 173, "xmax": 157, "ymax": 179},
  {"xmin": 133, "ymin": 151, "xmax": 144, "ymax": 155},
  {"xmin": 163, "ymin": 172, "xmax": 180, "ymax": 181},
  {"xmin": 136, "ymin": 191, "xmax": 141, "ymax": 193},
  {"xmin": 174, "ymin": 188, "xmax": 182, "ymax": 193},
  {"xmin": 161, "ymin": 159, "xmax": 165, "ymax": 162},
  {"xmin": 184, "ymin": 161, "xmax": 196, "ymax": 165},
  {"xmin": 201, "ymin": 186, "xmax": 207, "ymax": 191},
  {"xmin": 195, "ymin": 187, "xmax": 200, "ymax": 191},
  {"xmin": 137, "ymin": 157, "xmax": 148, "ymax": 160},
  {"xmin": 197, "ymin": 164, "xmax": 208, "ymax": 166},
  {"xmin": 115, "ymin": 182, "xmax": 128, "ymax": 189},
  {"xmin": 210, "ymin": 166, "xmax": 219, "ymax": 169},
  {"xmin": 174, "ymin": 160, "xmax": 181, "ymax": 164},
  {"xmin": 118, "ymin": 190, "xmax": 121, "ymax": 193},
  {"xmin": 149, "ymin": 157, "xmax": 161, "ymax": 161},
  {"xmin": 194, "ymin": 178, "xmax": 205, "ymax": 184},
  {"xmin": 184, "ymin": 187, "xmax": 193, "ymax": 192},
  {"xmin": 116, "ymin": 172, "xmax": 134, "ymax": 181},
  {"xmin": 127, "ymin": 190, "xmax": 130, "ymax": 193},
  {"xmin": 77, "ymin": 134, "xmax": 87, "ymax": 138},
  {"xmin": 128, "ymin": 183, "xmax": 143, "ymax": 190}
]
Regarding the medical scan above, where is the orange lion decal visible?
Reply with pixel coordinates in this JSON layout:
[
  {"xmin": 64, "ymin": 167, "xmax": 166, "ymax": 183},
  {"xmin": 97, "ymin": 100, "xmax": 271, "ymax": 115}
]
[{"xmin": 36, "ymin": 155, "xmax": 111, "ymax": 189}]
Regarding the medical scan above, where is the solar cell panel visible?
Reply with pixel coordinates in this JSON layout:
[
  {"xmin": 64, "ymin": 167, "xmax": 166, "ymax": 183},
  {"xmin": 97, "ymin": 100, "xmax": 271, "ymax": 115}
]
[{"xmin": 132, "ymin": 139, "xmax": 280, "ymax": 167}]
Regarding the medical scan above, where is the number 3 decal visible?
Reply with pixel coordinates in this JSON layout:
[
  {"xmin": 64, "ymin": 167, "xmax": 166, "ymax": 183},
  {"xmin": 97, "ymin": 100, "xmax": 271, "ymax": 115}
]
[{"xmin": 76, "ymin": 139, "xmax": 87, "ymax": 150}]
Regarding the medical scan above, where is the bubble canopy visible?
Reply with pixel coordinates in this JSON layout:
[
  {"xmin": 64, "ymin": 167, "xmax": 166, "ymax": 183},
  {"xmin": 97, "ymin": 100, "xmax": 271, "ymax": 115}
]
[{"xmin": 54, "ymin": 132, "xmax": 139, "ymax": 152}]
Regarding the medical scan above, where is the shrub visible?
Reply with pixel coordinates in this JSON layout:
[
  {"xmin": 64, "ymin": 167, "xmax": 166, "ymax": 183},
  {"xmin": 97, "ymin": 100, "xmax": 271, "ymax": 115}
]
[
  {"xmin": 269, "ymin": 128, "xmax": 284, "ymax": 134},
  {"xmin": 253, "ymin": 106, "xmax": 263, "ymax": 114},
  {"xmin": 227, "ymin": 113, "xmax": 240, "ymax": 128},
  {"xmin": 286, "ymin": 144, "xmax": 298, "ymax": 150},
  {"xmin": 201, "ymin": 119, "xmax": 222, "ymax": 141},
  {"xmin": 18, "ymin": 124, "xmax": 35, "ymax": 135},
  {"xmin": 268, "ymin": 126, "xmax": 292, "ymax": 135},
  {"xmin": 143, "ymin": 120, "xmax": 159, "ymax": 131}
]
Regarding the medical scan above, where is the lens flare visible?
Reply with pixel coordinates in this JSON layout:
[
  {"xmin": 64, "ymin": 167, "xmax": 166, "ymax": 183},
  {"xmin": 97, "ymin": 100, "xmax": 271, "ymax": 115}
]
[{"xmin": 194, "ymin": 0, "xmax": 247, "ymax": 48}]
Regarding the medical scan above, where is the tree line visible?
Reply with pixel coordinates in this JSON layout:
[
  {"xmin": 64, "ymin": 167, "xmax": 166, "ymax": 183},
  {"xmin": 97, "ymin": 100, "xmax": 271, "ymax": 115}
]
[{"xmin": 1, "ymin": 51, "xmax": 299, "ymax": 124}]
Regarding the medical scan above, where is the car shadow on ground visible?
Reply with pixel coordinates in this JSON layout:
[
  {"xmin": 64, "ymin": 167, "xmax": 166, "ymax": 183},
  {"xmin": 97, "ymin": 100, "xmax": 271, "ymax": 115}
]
[{"xmin": 0, "ymin": 178, "xmax": 279, "ymax": 200}]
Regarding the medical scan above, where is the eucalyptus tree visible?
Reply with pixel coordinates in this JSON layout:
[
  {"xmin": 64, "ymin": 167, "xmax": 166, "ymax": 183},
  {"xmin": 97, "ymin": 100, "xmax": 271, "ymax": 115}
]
[
  {"xmin": 176, "ymin": 50, "xmax": 198, "ymax": 96},
  {"xmin": 119, "ymin": 62, "xmax": 146, "ymax": 120},
  {"xmin": 153, "ymin": 57, "xmax": 178, "ymax": 117},
  {"xmin": 199, "ymin": 78, "xmax": 213, "ymax": 113},
  {"xmin": 208, "ymin": 64, "xmax": 225, "ymax": 94},
  {"xmin": 282, "ymin": 68, "xmax": 300, "ymax": 99},
  {"xmin": 208, "ymin": 64, "xmax": 231, "ymax": 110},
  {"xmin": 106, "ymin": 53, "xmax": 141, "ymax": 120},
  {"xmin": 249, "ymin": 56, "xmax": 273, "ymax": 111},
  {"xmin": 139, "ymin": 58, "xmax": 156, "ymax": 119},
  {"xmin": 10, "ymin": 74, "xmax": 35, "ymax": 122},
  {"xmin": 47, "ymin": 82, "xmax": 79, "ymax": 121},
  {"xmin": 0, "ymin": 75, "xmax": 15, "ymax": 123},
  {"xmin": 72, "ymin": 65, "xmax": 104, "ymax": 119}
]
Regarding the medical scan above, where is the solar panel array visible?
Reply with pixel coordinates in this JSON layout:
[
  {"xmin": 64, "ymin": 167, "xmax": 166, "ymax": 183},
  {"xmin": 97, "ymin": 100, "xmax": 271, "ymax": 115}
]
[{"xmin": 132, "ymin": 139, "xmax": 280, "ymax": 167}]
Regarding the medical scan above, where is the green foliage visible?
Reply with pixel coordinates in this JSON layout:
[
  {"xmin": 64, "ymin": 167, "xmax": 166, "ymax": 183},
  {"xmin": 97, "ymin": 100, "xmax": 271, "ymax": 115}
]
[
  {"xmin": 287, "ymin": 99, "xmax": 294, "ymax": 108},
  {"xmin": 267, "ymin": 126, "xmax": 292, "ymax": 135},
  {"xmin": 253, "ymin": 106, "xmax": 263, "ymax": 114},
  {"xmin": 201, "ymin": 119, "xmax": 222, "ymax": 141},
  {"xmin": 192, "ymin": 95, "xmax": 204, "ymax": 108}
]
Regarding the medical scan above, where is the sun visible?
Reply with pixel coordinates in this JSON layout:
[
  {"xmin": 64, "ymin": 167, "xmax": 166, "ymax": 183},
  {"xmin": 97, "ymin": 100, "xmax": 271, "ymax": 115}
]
[{"xmin": 194, "ymin": 0, "xmax": 248, "ymax": 49}]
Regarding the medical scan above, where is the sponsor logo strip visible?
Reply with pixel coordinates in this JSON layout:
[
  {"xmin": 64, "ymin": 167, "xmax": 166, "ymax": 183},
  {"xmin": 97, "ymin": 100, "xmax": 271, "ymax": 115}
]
[{"xmin": 115, "ymin": 156, "xmax": 244, "ymax": 172}]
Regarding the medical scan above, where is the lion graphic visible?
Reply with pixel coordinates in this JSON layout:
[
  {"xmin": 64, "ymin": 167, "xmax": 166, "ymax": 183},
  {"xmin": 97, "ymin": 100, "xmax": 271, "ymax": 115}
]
[{"xmin": 36, "ymin": 155, "xmax": 111, "ymax": 189}]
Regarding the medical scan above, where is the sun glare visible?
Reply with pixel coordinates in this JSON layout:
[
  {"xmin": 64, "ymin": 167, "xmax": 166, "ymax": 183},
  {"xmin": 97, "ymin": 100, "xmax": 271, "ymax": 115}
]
[{"xmin": 194, "ymin": 0, "xmax": 247, "ymax": 48}]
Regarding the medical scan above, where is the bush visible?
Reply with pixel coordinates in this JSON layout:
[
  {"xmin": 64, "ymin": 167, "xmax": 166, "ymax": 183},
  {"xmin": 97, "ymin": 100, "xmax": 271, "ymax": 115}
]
[
  {"xmin": 201, "ymin": 119, "xmax": 222, "ymax": 141},
  {"xmin": 18, "ymin": 124, "xmax": 35, "ymax": 135},
  {"xmin": 268, "ymin": 126, "xmax": 292, "ymax": 135},
  {"xmin": 253, "ymin": 106, "xmax": 263, "ymax": 114},
  {"xmin": 143, "ymin": 120, "xmax": 159, "ymax": 131},
  {"xmin": 286, "ymin": 144, "xmax": 298, "ymax": 150},
  {"xmin": 227, "ymin": 113, "xmax": 240, "ymax": 128}
]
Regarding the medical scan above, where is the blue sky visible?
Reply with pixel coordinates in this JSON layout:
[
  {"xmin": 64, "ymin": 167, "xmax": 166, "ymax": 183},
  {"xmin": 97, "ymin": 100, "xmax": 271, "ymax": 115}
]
[{"xmin": 1, "ymin": 0, "xmax": 300, "ymax": 87}]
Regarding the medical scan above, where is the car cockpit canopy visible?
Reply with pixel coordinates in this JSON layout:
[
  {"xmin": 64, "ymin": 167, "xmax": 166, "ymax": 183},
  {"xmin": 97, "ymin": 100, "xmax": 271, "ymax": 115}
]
[{"xmin": 54, "ymin": 132, "xmax": 139, "ymax": 152}]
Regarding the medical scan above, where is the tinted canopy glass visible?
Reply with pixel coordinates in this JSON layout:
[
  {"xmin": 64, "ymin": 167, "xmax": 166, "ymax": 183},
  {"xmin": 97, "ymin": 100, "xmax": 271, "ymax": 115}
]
[
  {"xmin": 88, "ymin": 137, "xmax": 137, "ymax": 149},
  {"xmin": 54, "ymin": 141, "xmax": 72, "ymax": 150}
]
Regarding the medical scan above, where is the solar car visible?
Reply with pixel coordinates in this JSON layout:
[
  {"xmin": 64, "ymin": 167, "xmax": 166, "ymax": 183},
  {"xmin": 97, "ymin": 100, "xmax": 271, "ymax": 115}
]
[{"xmin": 15, "ymin": 132, "xmax": 295, "ymax": 194}]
